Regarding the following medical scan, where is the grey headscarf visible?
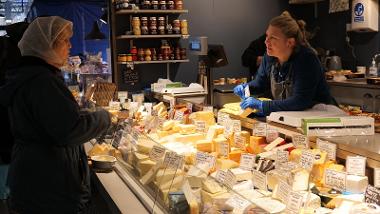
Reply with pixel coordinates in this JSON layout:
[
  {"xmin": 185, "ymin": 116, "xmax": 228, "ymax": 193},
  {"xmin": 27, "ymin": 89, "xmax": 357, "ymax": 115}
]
[{"xmin": 18, "ymin": 16, "xmax": 73, "ymax": 66}]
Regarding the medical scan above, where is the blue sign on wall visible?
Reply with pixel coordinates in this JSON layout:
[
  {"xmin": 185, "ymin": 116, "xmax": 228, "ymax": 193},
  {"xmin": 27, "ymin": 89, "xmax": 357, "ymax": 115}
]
[{"xmin": 354, "ymin": 3, "xmax": 365, "ymax": 22}]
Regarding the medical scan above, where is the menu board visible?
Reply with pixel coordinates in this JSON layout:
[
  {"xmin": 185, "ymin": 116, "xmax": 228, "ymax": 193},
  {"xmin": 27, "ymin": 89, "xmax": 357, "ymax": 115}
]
[{"xmin": 122, "ymin": 65, "xmax": 139, "ymax": 85}]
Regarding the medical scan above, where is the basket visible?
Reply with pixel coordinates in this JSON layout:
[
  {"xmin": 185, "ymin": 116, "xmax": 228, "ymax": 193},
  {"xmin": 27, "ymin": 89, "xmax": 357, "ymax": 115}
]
[{"xmin": 85, "ymin": 81, "xmax": 117, "ymax": 106}]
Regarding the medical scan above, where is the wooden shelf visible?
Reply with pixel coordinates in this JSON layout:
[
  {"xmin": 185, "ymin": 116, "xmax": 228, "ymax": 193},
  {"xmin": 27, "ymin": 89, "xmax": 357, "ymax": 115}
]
[
  {"xmin": 117, "ymin": 59, "xmax": 189, "ymax": 65},
  {"xmin": 116, "ymin": 34, "xmax": 189, "ymax": 39},
  {"xmin": 116, "ymin": 9, "xmax": 188, "ymax": 14}
]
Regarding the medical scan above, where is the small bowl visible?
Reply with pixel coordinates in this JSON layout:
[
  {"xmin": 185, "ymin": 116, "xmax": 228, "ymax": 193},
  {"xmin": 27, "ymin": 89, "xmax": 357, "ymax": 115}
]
[{"xmin": 91, "ymin": 155, "xmax": 116, "ymax": 171}]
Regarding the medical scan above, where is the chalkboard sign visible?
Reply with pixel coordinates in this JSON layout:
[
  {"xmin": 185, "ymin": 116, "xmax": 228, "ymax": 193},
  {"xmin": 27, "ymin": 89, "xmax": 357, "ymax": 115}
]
[
  {"xmin": 122, "ymin": 64, "xmax": 139, "ymax": 85},
  {"xmin": 365, "ymin": 185, "xmax": 380, "ymax": 205}
]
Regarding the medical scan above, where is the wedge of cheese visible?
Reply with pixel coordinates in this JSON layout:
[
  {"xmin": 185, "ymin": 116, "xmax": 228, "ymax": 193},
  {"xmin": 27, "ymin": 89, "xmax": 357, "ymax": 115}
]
[
  {"xmin": 202, "ymin": 178, "xmax": 224, "ymax": 194},
  {"xmin": 189, "ymin": 111, "xmax": 216, "ymax": 127},
  {"xmin": 290, "ymin": 168, "xmax": 310, "ymax": 191},
  {"xmin": 248, "ymin": 136, "xmax": 266, "ymax": 154},
  {"xmin": 206, "ymin": 125, "xmax": 225, "ymax": 140},
  {"xmin": 228, "ymin": 150, "xmax": 243, "ymax": 163},
  {"xmin": 177, "ymin": 124, "xmax": 197, "ymax": 135},
  {"xmin": 196, "ymin": 139, "xmax": 214, "ymax": 152},
  {"xmin": 216, "ymin": 158, "xmax": 239, "ymax": 170},
  {"xmin": 187, "ymin": 165, "xmax": 208, "ymax": 188}
]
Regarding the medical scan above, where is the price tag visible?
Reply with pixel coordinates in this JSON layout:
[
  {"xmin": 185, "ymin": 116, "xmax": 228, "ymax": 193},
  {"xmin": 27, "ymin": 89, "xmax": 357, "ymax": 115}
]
[
  {"xmin": 253, "ymin": 122, "xmax": 267, "ymax": 137},
  {"xmin": 195, "ymin": 120, "xmax": 206, "ymax": 133},
  {"xmin": 324, "ymin": 168, "xmax": 346, "ymax": 192},
  {"xmin": 203, "ymin": 106, "xmax": 213, "ymax": 112},
  {"xmin": 276, "ymin": 180, "xmax": 291, "ymax": 203},
  {"xmin": 317, "ymin": 139, "xmax": 337, "ymax": 161},
  {"xmin": 186, "ymin": 103, "xmax": 193, "ymax": 113},
  {"xmin": 163, "ymin": 151, "xmax": 184, "ymax": 170},
  {"xmin": 217, "ymin": 111, "xmax": 230, "ymax": 126},
  {"xmin": 144, "ymin": 103, "xmax": 153, "ymax": 116},
  {"xmin": 244, "ymin": 85, "xmax": 250, "ymax": 98},
  {"xmin": 232, "ymin": 120, "xmax": 241, "ymax": 133},
  {"xmin": 173, "ymin": 110, "xmax": 184, "ymax": 121},
  {"xmin": 365, "ymin": 185, "xmax": 380, "ymax": 205},
  {"xmin": 292, "ymin": 134, "xmax": 309, "ymax": 149},
  {"xmin": 226, "ymin": 194, "xmax": 251, "ymax": 213},
  {"xmin": 224, "ymin": 170, "xmax": 237, "ymax": 189},
  {"xmin": 234, "ymin": 132, "xmax": 246, "ymax": 150},
  {"xmin": 195, "ymin": 152, "xmax": 216, "ymax": 169},
  {"xmin": 117, "ymin": 91, "xmax": 128, "ymax": 101},
  {"xmin": 216, "ymin": 140, "xmax": 229, "ymax": 158},
  {"xmin": 131, "ymin": 129, "xmax": 139, "ymax": 145},
  {"xmin": 252, "ymin": 170, "xmax": 267, "ymax": 191},
  {"xmin": 300, "ymin": 150, "xmax": 315, "ymax": 171},
  {"xmin": 286, "ymin": 191, "xmax": 304, "ymax": 214},
  {"xmin": 266, "ymin": 129, "xmax": 279, "ymax": 143},
  {"xmin": 149, "ymin": 145, "xmax": 166, "ymax": 162},
  {"xmin": 276, "ymin": 150, "xmax": 289, "ymax": 164},
  {"xmin": 239, "ymin": 153, "xmax": 255, "ymax": 171},
  {"xmin": 374, "ymin": 168, "xmax": 380, "ymax": 188},
  {"xmin": 346, "ymin": 156, "xmax": 366, "ymax": 176},
  {"xmin": 215, "ymin": 170, "xmax": 227, "ymax": 183}
]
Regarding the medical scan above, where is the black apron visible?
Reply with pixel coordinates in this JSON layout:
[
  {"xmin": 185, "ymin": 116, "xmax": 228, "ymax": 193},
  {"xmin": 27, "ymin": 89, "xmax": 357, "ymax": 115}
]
[{"xmin": 270, "ymin": 63, "xmax": 294, "ymax": 100}]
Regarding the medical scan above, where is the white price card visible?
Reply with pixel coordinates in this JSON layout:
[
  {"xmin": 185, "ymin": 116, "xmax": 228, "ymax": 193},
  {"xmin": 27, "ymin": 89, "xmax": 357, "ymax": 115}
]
[
  {"xmin": 244, "ymin": 85, "xmax": 250, "ymax": 98},
  {"xmin": 215, "ymin": 170, "xmax": 227, "ymax": 183},
  {"xmin": 216, "ymin": 140, "xmax": 229, "ymax": 158},
  {"xmin": 300, "ymin": 150, "xmax": 315, "ymax": 171},
  {"xmin": 253, "ymin": 122, "xmax": 267, "ymax": 137},
  {"xmin": 217, "ymin": 111, "xmax": 230, "ymax": 126},
  {"xmin": 163, "ymin": 151, "xmax": 184, "ymax": 170},
  {"xmin": 292, "ymin": 134, "xmax": 309, "ymax": 149},
  {"xmin": 365, "ymin": 185, "xmax": 380, "ymax": 205},
  {"xmin": 234, "ymin": 132, "xmax": 246, "ymax": 150},
  {"xmin": 224, "ymin": 170, "xmax": 237, "ymax": 189},
  {"xmin": 317, "ymin": 139, "xmax": 337, "ymax": 161},
  {"xmin": 195, "ymin": 120, "xmax": 206, "ymax": 133},
  {"xmin": 226, "ymin": 194, "xmax": 251, "ymax": 213},
  {"xmin": 144, "ymin": 103, "xmax": 153, "ymax": 116},
  {"xmin": 286, "ymin": 191, "xmax": 304, "ymax": 214},
  {"xmin": 225, "ymin": 120, "xmax": 240, "ymax": 137},
  {"xmin": 149, "ymin": 145, "xmax": 166, "ymax": 162},
  {"xmin": 173, "ymin": 110, "xmax": 184, "ymax": 121},
  {"xmin": 324, "ymin": 168, "xmax": 347, "ymax": 192},
  {"xmin": 266, "ymin": 129, "xmax": 279, "ymax": 143},
  {"xmin": 346, "ymin": 156, "xmax": 366, "ymax": 176},
  {"xmin": 252, "ymin": 170, "xmax": 267, "ymax": 191},
  {"xmin": 130, "ymin": 129, "xmax": 139, "ymax": 145},
  {"xmin": 195, "ymin": 152, "xmax": 216, "ymax": 170},
  {"xmin": 203, "ymin": 105, "xmax": 213, "ymax": 112},
  {"xmin": 232, "ymin": 120, "xmax": 242, "ymax": 133},
  {"xmin": 276, "ymin": 180, "xmax": 291, "ymax": 203},
  {"xmin": 374, "ymin": 168, "xmax": 380, "ymax": 188},
  {"xmin": 276, "ymin": 150, "xmax": 289, "ymax": 164},
  {"xmin": 239, "ymin": 153, "xmax": 255, "ymax": 171}
]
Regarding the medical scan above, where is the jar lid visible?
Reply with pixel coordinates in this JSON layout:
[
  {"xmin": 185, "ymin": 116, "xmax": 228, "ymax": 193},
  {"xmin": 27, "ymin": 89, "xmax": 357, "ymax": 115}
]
[
  {"xmin": 141, "ymin": 17, "xmax": 148, "ymax": 20},
  {"xmin": 181, "ymin": 19, "xmax": 187, "ymax": 22},
  {"xmin": 150, "ymin": 17, "xmax": 157, "ymax": 20},
  {"xmin": 133, "ymin": 17, "xmax": 140, "ymax": 20},
  {"xmin": 173, "ymin": 19, "xmax": 180, "ymax": 23},
  {"xmin": 160, "ymin": 0, "xmax": 166, "ymax": 3},
  {"xmin": 152, "ymin": 0, "xmax": 158, "ymax": 3},
  {"xmin": 158, "ymin": 17, "xmax": 165, "ymax": 20}
]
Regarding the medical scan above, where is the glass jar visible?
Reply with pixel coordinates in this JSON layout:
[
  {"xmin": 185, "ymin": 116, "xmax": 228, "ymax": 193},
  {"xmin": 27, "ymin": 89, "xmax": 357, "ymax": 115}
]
[
  {"xmin": 158, "ymin": 17, "xmax": 165, "ymax": 26},
  {"xmin": 175, "ymin": 0, "xmax": 183, "ymax": 10},
  {"xmin": 180, "ymin": 19, "xmax": 188, "ymax": 35},
  {"xmin": 141, "ymin": 26, "xmax": 149, "ymax": 35},
  {"xmin": 133, "ymin": 26, "xmax": 141, "ymax": 35},
  {"xmin": 141, "ymin": 17, "xmax": 148, "ymax": 26},
  {"xmin": 166, "ymin": 24, "xmax": 173, "ymax": 34},
  {"xmin": 149, "ymin": 17, "xmax": 157, "ymax": 27},
  {"xmin": 143, "ymin": 0, "xmax": 151, "ymax": 9},
  {"xmin": 131, "ymin": 46, "xmax": 138, "ymax": 61},
  {"xmin": 151, "ymin": 1, "xmax": 159, "ymax": 9},
  {"xmin": 173, "ymin": 19, "xmax": 180, "ymax": 28},
  {"xmin": 126, "ymin": 54, "xmax": 133, "ymax": 62},
  {"xmin": 158, "ymin": 25, "xmax": 165, "ymax": 34},
  {"xmin": 118, "ymin": 54, "xmax": 127, "ymax": 62},
  {"xmin": 151, "ymin": 48, "xmax": 157, "ymax": 61},
  {"xmin": 160, "ymin": 0, "xmax": 166, "ymax": 10},
  {"xmin": 150, "ymin": 25, "xmax": 157, "ymax": 34},
  {"xmin": 167, "ymin": 1, "xmax": 175, "ymax": 10},
  {"xmin": 145, "ymin": 48, "xmax": 152, "ymax": 61},
  {"xmin": 138, "ymin": 48, "xmax": 145, "ymax": 61}
]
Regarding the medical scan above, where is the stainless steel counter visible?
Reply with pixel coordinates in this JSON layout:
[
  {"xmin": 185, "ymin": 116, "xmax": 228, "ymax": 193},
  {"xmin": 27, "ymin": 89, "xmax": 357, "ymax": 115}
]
[{"xmin": 327, "ymin": 79, "xmax": 380, "ymax": 89}]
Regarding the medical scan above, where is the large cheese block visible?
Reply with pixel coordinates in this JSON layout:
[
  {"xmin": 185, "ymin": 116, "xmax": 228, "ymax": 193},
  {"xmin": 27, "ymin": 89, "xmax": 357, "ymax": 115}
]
[
  {"xmin": 239, "ymin": 131, "xmax": 251, "ymax": 149},
  {"xmin": 216, "ymin": 158, "xmax": 239, "ymax": 170},
  {"xmin": 320, "ymin": 162, "xmax": 345, "ymax": 187},
  {"xmin": 187, "ymin": 165, "xmax": 208, "ymax": 188},
  {"xmin": 155, "ymin": 169, "xmax": 184, "ymax": 184},
  {"xmin": 132, "ymin": 153, "xmax": 149, "ymax": 167},
  {"xmin": 213, "ymin": 192, "xmax": 233, "ymax": 211},
  {"xmin": 196, "ymin": 139, "xmax": 214, "ymax": 152},
  {"xmin": 299, "ymin": 191, "xmax": 321, "ymax": 210},
  {"xmin": 172, "ymin": 133, "xmax": 205, "ymax": 143},
  {"xmin": 230, "ymin": 168, "xmax": 252, "ymax": 181},
  {"xmin": 189, "ymin": 111, "xmax": 216, "ymax": 127},
  {"xmin": 239, "ymin": 189, "xmax": 265, "ymax": 201},
  {"xmin": 239, "ymin": 108, "xmax": 255, "ymax": 118},
  {"xmin": 290, "ymin": 168, "xmax": 310, "ymax": 191},
  {"xmin": 346, "ymin": 175, "xmax": 368, "ymax": 194},
  {"xmin": 156, "ymin": 174, "xmax": 184, "ymax": 190},
  {"xmin": 228, "ymin": 150, "xmax": 243, "ymax": 163},
  {"xmin": 137, "ymin": 159, "xmax": 156, "ymax": 177},
  {"xmin": 177, "ymin": 124, "xmax": 197, "ymax": 135},
  {"xmin": 249, "ymin": 136, "xmax": 266, "ymax": 154},
  {"xmin": 312, "ymin": 149, "xmax": 328, "ymax": 165},
  {"xmin": 247, "ymin": 197, "xmax": 286, "ymax": 214},
  {"xmin": 206, "ymin": 125, "xmax": 225, "ymax": 140},
  {"xmin": 136, "ymin": 140, "xmax": 156, "ymax": 154},
  {"xmin": 214, "ymin": 137, "xmax": 230, "ymax": 158},
  {"xmin": 202, "ymin": 178, "xmax": 224, "ymax": 194},
  {"xmin": 289, "ymin": 148, "xmax": 302, "ymax": 163},
  {"xmin": 201, "ymin": 189, "xmax": 227, "ymax": 203}
]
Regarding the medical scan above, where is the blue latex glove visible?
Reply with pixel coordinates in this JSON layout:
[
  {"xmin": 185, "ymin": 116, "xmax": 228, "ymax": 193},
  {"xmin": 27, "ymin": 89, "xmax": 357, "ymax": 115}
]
[
  {"xmin": 233, "ymin": 83, "xmax": 247, "ymax": 99},
  {"xmin": 240, "ymin": 97, "xmax": 264, "ymax": 115}
]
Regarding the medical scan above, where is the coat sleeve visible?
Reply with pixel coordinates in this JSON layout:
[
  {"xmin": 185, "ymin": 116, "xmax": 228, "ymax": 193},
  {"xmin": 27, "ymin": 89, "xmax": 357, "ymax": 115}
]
[
  {"xmin": 261, "ymin": 52, "xmax": 323, "ymax": 115},
  {"xmin": 29, "ymin": 73, "xmax": 111, "ymax": 146}
]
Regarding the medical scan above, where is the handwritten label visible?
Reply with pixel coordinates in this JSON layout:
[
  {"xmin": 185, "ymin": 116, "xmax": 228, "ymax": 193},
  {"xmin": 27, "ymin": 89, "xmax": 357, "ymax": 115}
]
[
  {"xmin": 149, "ymin": 145, "xmax": 166, "ymax": 162},
  {"xmin": 131, "ymin": 129, "xmax": 139, "ymax": 145},
  {"xmin": 286, "ymin": 191, "xmax": 304, "ymax": 213},
  {"xmin": 253, "ymin": 122, "xmax": 267, "ymax": 137},
  {"xmin": 365, "ymin": 185, "xmax": 380, "ymax": 205},
  {"xmin": 266, "ymin": 129, "xmax": 279, "ymax": 143},
  {"xmin": 346, "ymin": 156, "xmax": 366, "ymax": 176},
  {"xmin": 163, "ymin": 151, "xmax": 184, "ymax": 170},
  {"xmin": 224, "ymin": 170, "xmax": 237, "ymax": 188},
  {"xmin": 324, "ymin": 168, "xmax": 347, "ymax": 192},
  {"xmin": 292, "ymin": 134, "xmax": 309, "ymax": 149},
  {"xmin": 226, "ymin": 194, "xmax": 251, "ymax": 213},
  {"xmin": 276, "ymin": 180, "xmax": 291, "ymax": 203},
  {"xmin": 203, "ymin": 106, "xmax": 213, "ymax": 112},
  {"xmin": 252, "ymin": 170, "xmax": 267, "ymax": 191},
  {"xmin": 225, "ymin": 120, "xmax": 241, "ymax": 137},
  {"xmin": 215, "ymin": 170, "xmax": 227, "ymax": 183},
  {"xmin": 144, "ymin": 103, "xmax": 153, "ymax": 116},
  {"xmin": 300, "ymin": 150, "xmax": 315, "ymax": 171},
  {"xmin": 239, "ymin": 153, "xmax": 255, "ymax": 171},
  {"xmin": 216, "ymin": 140, "xmax": 229, "ymax": 158},
  {"xmin": 317, "ymin": 139, "xmax": 337, "ymax": 161},
  {"xmin": 195, "ymin": 120, "xmax": 206, "ymax": 133},
  {"xmin": 276, "ymin": 150, "xmax": 289, "ymax": 164},
  {"xmin": 173, "ymin": 110, "xmax": 184, "ymax": 121},
  {"xmin": 195, "ymin": 152, "xmax": 216, "ymax": 169},
  {"xmin": 234, "ymin": 132, "xmax": 246, "ymax": 150},
  {"xmin": 217, "ymin": 111, "xmax": 230, "ymax": 126},
  {"xmin": 374, "ymin": 168, "xmax": 380, "ymax": 188}
]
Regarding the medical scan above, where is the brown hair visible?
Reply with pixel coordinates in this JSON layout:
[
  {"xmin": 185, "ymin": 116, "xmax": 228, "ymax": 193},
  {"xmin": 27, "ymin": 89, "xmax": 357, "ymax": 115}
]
[{"xmin": 269, "ymin": 11, "xmax": 312, "ymax": 49}]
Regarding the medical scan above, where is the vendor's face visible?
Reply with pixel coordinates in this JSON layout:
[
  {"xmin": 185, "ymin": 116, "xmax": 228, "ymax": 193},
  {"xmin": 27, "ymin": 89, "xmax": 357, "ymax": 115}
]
[
  {"xmin": 265, "ymin": 25, "xmax": 294, "ymax": 59},
  {"xmin": 54, "ymin": 34, "xmax": 72, "ymax": 65}
]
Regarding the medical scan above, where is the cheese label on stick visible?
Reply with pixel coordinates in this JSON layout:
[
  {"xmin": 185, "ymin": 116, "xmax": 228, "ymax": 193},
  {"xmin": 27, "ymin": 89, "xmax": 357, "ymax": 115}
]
[
  {"xmin": 346, "ymin": 156, "xmax": 366, "ymax": 176},
  {"xmin": 300, "ymin": 150, "xmax": 315, "ymax": 171},
  {"xmin": 252, "ymin": 170, "xmax": 267, "ymax": 191},
  {"xmin": 195, "ymin": 120, "xmax": 206, "ymax": 133},
  {"xmin": 149, "ymin": 145, "xmax": 166, "ymax": 162},
  {"xmin": 317, "ymin": 139, "xmax": 336, "ymax": 161},
  {"xmin": 253, "ymin": 122, "xmax": 267, "ymax": 137},
  {"xmin": 224, "ymin": 170, "xmax": 237, "ymax": 188},
  {"xmin": 163, "ymin": 151, "xmax": 184, "ymax": 170},
  {"xmin": 215, "ymin": 170, "xmax": 227, "ymax": 183},
  {"xmin": 276, "ymin": 150, "xmax": 289, "ymax": 164},
  {"xmin": 239, "ymin": 153, "xmax": 255, "ymax": 171},
  {"xmin": 286, "ymin": 191, "xmax": 304, "ymax": 214},
  {"xmin": 365, "ymin": 185, "xmax": 380, "ymax": 205},
  {"xmin": 195, "ymin": 151, "xmax": 216, "ymax": 170},
  {"xmin": 324, "ymin": 168, "xmax": 346, "ymax": 192},
  {"xmin": 292, "ymin": 134, "xmax": 309, "ymax": 149},
  {"xmin": 226, "ymin": 194, "xmax": 251, "ymax": 214},
  {"xmin": 234, "ymin": 132, "xmax": 246, "ymax": 150}
]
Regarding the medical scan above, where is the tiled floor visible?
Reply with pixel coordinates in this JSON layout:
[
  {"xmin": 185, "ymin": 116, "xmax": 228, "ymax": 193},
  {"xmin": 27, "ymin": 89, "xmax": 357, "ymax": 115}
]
[{"xmin": 0, "ymin": 200, "xmax": 9, "ymax": 214}]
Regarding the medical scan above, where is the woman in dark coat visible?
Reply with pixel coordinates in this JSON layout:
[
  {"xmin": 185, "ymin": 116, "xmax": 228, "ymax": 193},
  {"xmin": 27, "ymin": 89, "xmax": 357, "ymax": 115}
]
[{"xmin": 0, "ymin": 16, "xmax": 111, "ymax": 214}]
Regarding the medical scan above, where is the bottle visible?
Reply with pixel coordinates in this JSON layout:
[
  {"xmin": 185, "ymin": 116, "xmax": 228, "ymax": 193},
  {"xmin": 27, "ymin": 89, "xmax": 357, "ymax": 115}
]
[{"xmin": 368, "ymin": 60, "xmax": 377, "ymax": 78}]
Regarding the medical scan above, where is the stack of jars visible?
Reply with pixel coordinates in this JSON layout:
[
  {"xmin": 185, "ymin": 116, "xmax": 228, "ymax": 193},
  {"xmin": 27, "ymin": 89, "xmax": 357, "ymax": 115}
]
[
  {"xmin": 140, "ymin": 0, "xmax": 182, "ymax": 10},
  {"xmin": 117, "ymin": 46, "xmax": 138, "ymax": 63},
  {"xmin": 118, "ymin": 47, "xmax": 186, "ymax": 62},
  {"xmin": 115, "ymin": 0, "xmax": 130, "ymax": 10},
  {"xmin": 132, "ymin": 17, "xmax": 141, "ymax": 35},
  {"xmin": 131, "ymin": 17, "xmax": 188, "ymax": 35}
]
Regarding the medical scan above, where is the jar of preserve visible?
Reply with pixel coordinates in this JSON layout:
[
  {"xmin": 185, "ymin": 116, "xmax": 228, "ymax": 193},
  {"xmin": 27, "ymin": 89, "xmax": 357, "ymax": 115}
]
[
  {"xmin": 180, "ymin": 19, "xmax": 188, "ymax": 35},
  {"xmin": 132, "ymin": 17, "xmax": 141, "ymax": 27},
  {"xmin": 160, "ymin": 0, "xmax": 166, "ymax": 10},
  {"xmin": 141, "ymin": 17, "xmax": 148, "ymax": 26},
  {"xmin": 151, "ymin": 1, "xmax": 159, "ymax": 9},
  {"xmin": 130, "ymin": 46, "xmax": 138, "ymax": 61},
  {"xmin": 138, "ymin": 48, "xmax": 145, "ymax": 61},
  {"xmin": 175, "ymin": 0, "xmax": 183, "ymax": 10},
  {"xmin": 158, "ymin": 17, "xmax": 165, "ymax": 26},
  {"xmin": 167, "ymin": 1, "xmax": 175, "ymax": 9},
  {"xmin": 173, "ymin": 27, "xmax": 180, "ymax": 34},
  {"xmin": 150, "ymin": 25, "xmax": 157, "ymax": 34},
  {"xmin": 143, "ymin": 0, "xmax": 151, "ymax": 9},
  {"xmin": 149, "ymin": 17, "xmax": 157, "ymax": 27},
  {"xmin": 151, "ymin": 48, "xmax": 157, "ymax": 60},
  {"xmin": 141, "ymin": 25, "xmax": 149, "ymax": 35},
  {"xmin": 133, "ymin": 26, "xmax": 141, "ymax": 35},
  {"xmin": 158, "ymin": 25, "xmax": 165, "ymax": 34},
  {"xmin": 166, "ymin": 24, "xmax": 173, "ymax": 34},
  {"xmin": 145, "ymin": 48, "xmax": 152, "ymax": 61},
  {"xmin": 126, "ymin": 54, "xmax": 133, "ymax": 62},
  {"xmin": 173, "ymin": 19, "xmax": 180, "ymax": 28},
  {"xmin": 118, "ymin": 54, "xmax": 127, "ymax": 62}
]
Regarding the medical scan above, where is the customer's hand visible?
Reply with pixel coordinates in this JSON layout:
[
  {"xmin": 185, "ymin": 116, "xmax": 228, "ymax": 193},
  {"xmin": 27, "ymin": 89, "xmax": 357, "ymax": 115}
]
[
  {"xmin": 240, "ymin": 97, "xmax": 263, "ymax": 113},
  {"xmin": 233, "ymin": 83, "xmax": 247, "ymax": 99}
]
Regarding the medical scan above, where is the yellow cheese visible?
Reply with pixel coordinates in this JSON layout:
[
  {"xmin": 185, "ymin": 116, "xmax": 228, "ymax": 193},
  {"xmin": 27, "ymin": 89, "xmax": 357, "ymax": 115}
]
[
  {"xmin": 249, "ymin": 136, "xmax": 266, "ymax": 154},
  {"xmin": 189, "ymin": 200, "xmax": 199, "ymax": 214},
  {"xmin": 189, "ymin": 111, "xmax": 216, "ymax": 127},
  {"xmin": 202, "ymin": 178, "xmax": 224, "ymax": 194},
  {"xmin": 216, "ymin": 158, "xmax": 239, "ymax": 170},
  {"xmin": 196, "ymin": 139, "xmax": 214, "ymax": 152},
  {"xmin": 206, "ymin": 125, "xmax": 225, "ymax": 140},
  {"xmin": 201, "ymin": 189, "xmax": 226, "ymax": 203},
  {"xmin": 289, "ymin": 148, "xmax": 302, "ymax": 163},
  {"xmin": 312, "ymin": 149, "xmax": 328, "ymax": 165},
  {"xmin": 172, "ymin": 133, "xmax": 205, "ymax": 143},
  {"xmin": 239, "ymin": 108, "xmax": 255, "ymax": 118},
  {"xmin": 155, "ymin": 169, "xmax": 184, "ymax": 184},
  {"xmin": 214, "ymin": 137, "xmax": 230, "ymax": 158},
  {"xmin": 136, "ymin": 140, "xmax": 155, "ymax": 154},
  {"xmin": 88, "ymin": 143, "xmax": 113, "ymax": 156},
  {"xmin": 156, "ymin": 174, "xmax": 184, "ymax": 190},
  {"xmin": 177, "ymin": 124, "xmax": 197, "ymax": 135},
  {"xmin": 157, "ymin": 130, "xmax": 170, "ymax": 138},
  {"xmin": 162, "ymin": 120, "xmax": 175, "ymax": 131},
  {"xmin": 132, "ymin": 152, "xmax": 149, "ymax": 166},
  {"xmin": 240, "ymin": 131, "xmax": 251, "ymax": 149},
  {"xmin": 137, "ymin": 159, "xmax": 156, "ymax": 177},
  {"xmin": 228, "ymin": 150, "xmax": 243, "ymax": 163},
  {"xmin": 187, "ymin": 165, "xmax": 208, "ymax": 188},
  {"xmin": 321, "ymin": 162, "xmax": 345, "ymax": 187}
]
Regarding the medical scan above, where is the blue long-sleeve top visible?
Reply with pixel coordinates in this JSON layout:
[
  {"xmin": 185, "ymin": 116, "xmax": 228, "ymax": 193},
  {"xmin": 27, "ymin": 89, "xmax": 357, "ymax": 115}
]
[{"xmin": 248, "ymin": 45, "xmax": 332, "ymax": 115}]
